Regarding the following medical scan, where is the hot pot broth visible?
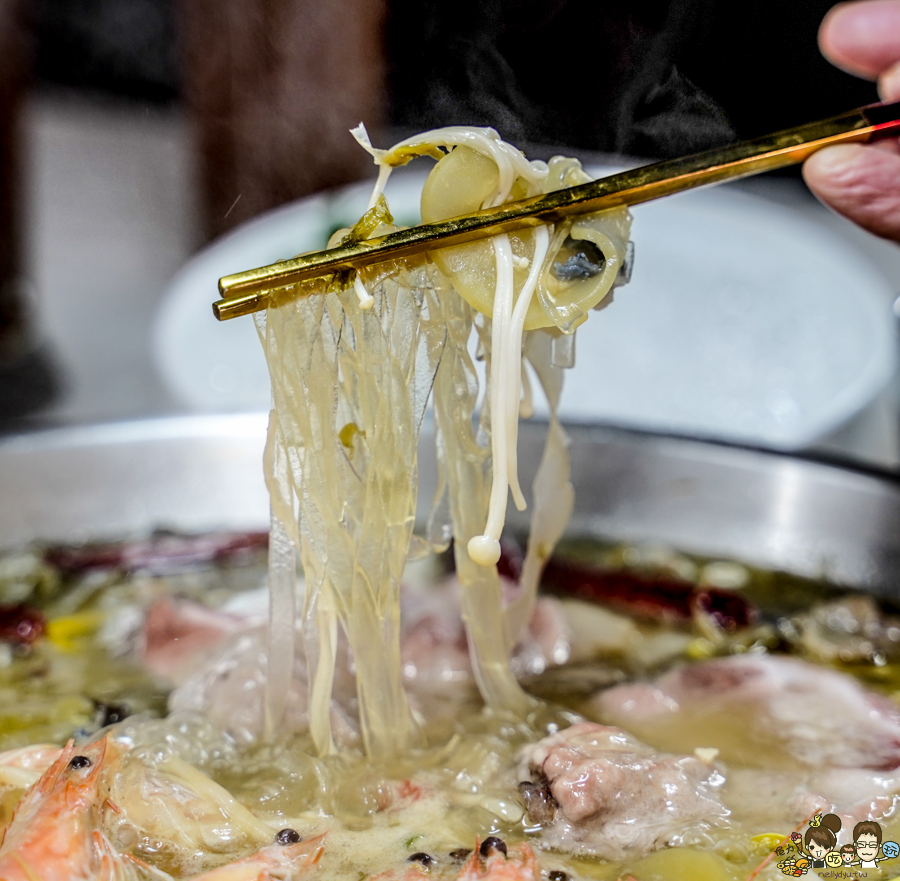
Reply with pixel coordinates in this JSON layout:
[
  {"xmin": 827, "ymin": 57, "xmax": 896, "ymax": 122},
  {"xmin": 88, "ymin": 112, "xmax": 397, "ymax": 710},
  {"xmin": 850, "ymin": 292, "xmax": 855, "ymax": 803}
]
[
  {"xmin": 2, "ymin": 128, "xmax": 900, "ymax": 881},
  {"xmin": 2, "ymin": 535, "xmax": 900, "ymax": 880}
]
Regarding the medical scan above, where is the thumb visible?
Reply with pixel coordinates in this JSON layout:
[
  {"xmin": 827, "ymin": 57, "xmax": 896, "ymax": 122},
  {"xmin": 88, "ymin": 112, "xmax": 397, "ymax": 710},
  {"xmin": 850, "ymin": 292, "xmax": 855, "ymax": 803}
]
[{"xmin": 803, "ymin": 141, "xmax": 900, "ymax": 242}]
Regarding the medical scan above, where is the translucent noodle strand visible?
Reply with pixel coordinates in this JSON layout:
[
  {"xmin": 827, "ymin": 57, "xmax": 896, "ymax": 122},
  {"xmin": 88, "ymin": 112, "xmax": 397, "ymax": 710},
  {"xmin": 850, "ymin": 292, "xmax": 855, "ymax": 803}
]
[
  {"xmin": 260, "ymin": 270, "xmax": 446, "ymax": 756},
  {"xmin": 431, "ymin": 291, "xmax": 533, "ymax": 714}
]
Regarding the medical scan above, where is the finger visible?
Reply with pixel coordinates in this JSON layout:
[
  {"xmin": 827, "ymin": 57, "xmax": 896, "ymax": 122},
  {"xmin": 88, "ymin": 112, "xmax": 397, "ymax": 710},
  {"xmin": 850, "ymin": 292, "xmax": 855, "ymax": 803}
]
[
  {"xmin": 803, "ymin": 141, "xmax": 900, "ymax": 242},
  {"xmin": 879, "ymin": 58, "xmax": 900, "ymax": 99},
  {"xmin": 819, "ymin": 0, "xmax": 900, "ymax": 79}
]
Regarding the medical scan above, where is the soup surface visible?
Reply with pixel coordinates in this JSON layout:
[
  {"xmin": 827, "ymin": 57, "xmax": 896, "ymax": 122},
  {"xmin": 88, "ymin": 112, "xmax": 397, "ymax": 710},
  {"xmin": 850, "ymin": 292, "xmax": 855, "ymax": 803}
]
[
  {"xmin": 1, "ymin": 533, "xmax": 899, "ymax": 881},
  {"xmin": 2, "ymin": 128, "xmax": 897, "ymax": 881}
]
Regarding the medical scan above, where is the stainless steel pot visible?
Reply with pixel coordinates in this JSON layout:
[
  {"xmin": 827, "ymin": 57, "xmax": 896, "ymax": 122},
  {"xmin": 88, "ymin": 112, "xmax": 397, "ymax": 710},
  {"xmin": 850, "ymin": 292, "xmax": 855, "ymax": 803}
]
[{"xmin": 3, "ymin": 414, "xmax": 900, "ymax": 596}]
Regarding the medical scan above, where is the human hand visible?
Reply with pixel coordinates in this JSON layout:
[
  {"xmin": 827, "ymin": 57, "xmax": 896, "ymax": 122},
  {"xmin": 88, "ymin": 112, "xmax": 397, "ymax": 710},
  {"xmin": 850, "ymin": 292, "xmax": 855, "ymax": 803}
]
[{"xmin": 803, "ymin": 0, "xmax": 900, "ymax": 242}]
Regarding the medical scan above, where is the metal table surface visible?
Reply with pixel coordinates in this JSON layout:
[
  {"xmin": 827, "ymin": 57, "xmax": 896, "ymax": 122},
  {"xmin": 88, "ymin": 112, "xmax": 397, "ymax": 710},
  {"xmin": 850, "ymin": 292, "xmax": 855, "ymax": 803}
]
[{"xmin": 3, "ymin": 413, "xmax": 900, "ymax": 598}]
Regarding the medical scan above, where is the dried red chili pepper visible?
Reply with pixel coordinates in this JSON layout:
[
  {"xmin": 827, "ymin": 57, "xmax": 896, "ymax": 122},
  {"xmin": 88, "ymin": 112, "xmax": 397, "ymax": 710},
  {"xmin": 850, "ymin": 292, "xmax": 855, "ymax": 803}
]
[
  {"xmin": 541, "ymin": 557, "xmax": 756, "ymax": 630},
  {"xmin": 44, "ymin": 531, "xmax": 268, "ymax": 575},
  {"xmin": 0, "ymin": 604, "xmax": 45, "ymax": 645}
]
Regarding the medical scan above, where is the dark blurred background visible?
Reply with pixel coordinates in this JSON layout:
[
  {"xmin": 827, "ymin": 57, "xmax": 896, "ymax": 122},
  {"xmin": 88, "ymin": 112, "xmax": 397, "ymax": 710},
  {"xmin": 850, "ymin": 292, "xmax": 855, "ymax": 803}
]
[
  {"xmin": 35, "ymin": 0, "xmax": 879, "ymax": 143},
  {"xmin": 0, "ymin": 0, "xmax": 884, "ymax": 426},
  {"xmin": 33, "ymin": 0, "xmax": 879, "ymax": 235}
]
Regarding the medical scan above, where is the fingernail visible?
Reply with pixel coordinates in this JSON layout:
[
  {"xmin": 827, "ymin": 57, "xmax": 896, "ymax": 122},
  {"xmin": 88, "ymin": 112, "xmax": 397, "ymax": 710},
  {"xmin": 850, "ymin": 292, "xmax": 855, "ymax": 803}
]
[
  {"xmin": 879, "ymin": 60, "xmax": 900, "ymax": 102},
  {"xmin": 807, "ymin": 144, "xmax": 860, "ymax": 174}
]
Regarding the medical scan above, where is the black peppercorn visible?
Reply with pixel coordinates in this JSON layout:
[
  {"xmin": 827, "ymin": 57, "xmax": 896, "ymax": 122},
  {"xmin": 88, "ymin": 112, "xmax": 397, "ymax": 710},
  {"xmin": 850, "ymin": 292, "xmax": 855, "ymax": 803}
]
[
  {"xmin": 407, "ymin": 852, "xmax": 436, "ymax": 867},
  {"xmin": 275, "ymin": 828, "xmax": 302, "ymax": 845},
  {"xmin": 480, "ymin": 837, "xmax": 507, "ymax": 858}
]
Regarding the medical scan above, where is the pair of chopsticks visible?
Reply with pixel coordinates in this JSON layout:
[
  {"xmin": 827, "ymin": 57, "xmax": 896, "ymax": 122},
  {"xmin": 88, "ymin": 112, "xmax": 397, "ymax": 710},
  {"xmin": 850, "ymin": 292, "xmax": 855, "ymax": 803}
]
[{"xmin": 213, "ymin": 100, "xmax": 900, "ymax": 321}]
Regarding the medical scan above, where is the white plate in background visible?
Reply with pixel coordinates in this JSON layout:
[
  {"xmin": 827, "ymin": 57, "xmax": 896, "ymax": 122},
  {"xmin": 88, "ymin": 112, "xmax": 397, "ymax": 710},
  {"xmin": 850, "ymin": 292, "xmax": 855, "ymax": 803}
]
[{"xmin": 153, "ymin": 166, "xmax": 897, "ymax": 450}]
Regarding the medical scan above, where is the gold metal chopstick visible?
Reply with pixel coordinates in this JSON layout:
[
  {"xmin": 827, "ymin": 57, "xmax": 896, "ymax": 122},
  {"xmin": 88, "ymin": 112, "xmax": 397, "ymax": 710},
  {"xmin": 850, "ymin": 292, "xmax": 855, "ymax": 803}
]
[{"xmin": 214, "ymin": 100, "xmax": 900, "ymax": 320}]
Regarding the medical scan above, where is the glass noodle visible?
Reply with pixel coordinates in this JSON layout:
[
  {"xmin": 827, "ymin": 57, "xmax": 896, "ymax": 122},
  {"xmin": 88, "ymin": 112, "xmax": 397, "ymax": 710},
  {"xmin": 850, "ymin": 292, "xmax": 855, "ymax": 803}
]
[{"xmin": 257, "ymin": 127, "xmax": 632, "ymax": 756}]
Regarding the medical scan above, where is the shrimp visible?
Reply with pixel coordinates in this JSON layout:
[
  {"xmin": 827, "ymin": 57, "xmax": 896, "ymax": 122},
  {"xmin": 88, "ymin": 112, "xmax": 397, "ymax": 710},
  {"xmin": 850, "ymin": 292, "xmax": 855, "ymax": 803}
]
[
  {"xmin": 369, "ymin": 860, "xmax": 432, "ymax": 881},
  {"xmin": 0, "ymin": 744, "xmax": 64, "ymax": 771},
  {"xmin": 456, "ymin": 838, "xmax": 537, "ymax": 881},
  {"xmin": 368, "ymin": 837, "xmax": 536, "ymax": 881},
  {"xmin": 187, "ymin": 833, "xmax": 325, "ymax": 880},
  {"xmin": 0, "ymin": 743, "xmax": 64, "ymax": 789},
  {"xmin": 100, "ymin": 751, "xmax": 274, "ymax": 870},
  {"xmin": 0, "ymin": 736, "xmax": 135, "ymax": 881}
]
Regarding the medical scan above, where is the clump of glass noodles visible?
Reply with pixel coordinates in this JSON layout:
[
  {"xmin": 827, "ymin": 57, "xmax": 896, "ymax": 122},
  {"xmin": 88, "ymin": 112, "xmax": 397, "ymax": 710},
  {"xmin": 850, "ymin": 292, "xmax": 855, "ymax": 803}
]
[{"xmin": 258, "ymin": 125, "xmax": 632, "ymax": 756}]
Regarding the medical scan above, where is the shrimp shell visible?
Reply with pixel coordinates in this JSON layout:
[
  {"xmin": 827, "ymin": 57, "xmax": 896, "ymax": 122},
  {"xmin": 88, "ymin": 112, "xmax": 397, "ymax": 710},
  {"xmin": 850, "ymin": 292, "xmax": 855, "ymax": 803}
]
[
  {"xmin": 187, "ymin": 832, "xmax": 325, "ymax": 881},
  {"xmin": 0, "ymin": 736, "xmax": 134, "ymax": 881}
]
